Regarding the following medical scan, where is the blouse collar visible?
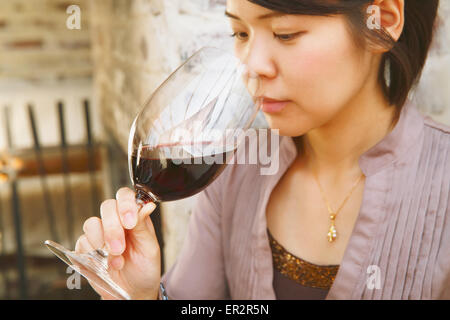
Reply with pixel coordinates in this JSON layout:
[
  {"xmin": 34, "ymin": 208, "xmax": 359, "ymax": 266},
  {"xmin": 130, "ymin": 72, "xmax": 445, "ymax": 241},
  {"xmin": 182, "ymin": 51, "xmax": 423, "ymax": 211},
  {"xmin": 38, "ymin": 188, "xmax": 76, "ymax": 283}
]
[{"xmin": 283, "ymin": 99, "xmax": 425, "ymax": 177}]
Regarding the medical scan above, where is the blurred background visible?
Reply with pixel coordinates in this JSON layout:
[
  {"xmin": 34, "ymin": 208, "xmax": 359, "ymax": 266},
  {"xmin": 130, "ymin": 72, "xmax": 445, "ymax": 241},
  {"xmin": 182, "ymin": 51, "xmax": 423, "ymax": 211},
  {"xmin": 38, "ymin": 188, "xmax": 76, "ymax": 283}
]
[{"xmin": 0, "ymin": 0, "xmax": 448, "ymax": 299}]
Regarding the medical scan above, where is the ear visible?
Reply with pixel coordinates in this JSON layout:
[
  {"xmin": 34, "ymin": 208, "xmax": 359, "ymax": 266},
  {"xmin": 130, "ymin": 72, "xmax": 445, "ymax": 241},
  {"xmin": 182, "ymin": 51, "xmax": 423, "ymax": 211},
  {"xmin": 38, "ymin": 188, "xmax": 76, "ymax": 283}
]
[{"xmin": 372, "ymin": 0, "xmax": 405, "ymax": 42}]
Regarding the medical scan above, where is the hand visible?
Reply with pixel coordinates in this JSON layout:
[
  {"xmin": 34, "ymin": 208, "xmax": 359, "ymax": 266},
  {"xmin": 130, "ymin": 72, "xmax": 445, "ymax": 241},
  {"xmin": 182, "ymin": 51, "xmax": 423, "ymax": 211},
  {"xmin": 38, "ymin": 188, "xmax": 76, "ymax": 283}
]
[{"xmin": 75, "ymin": 187, "xmax": 161, "ymax": 300}]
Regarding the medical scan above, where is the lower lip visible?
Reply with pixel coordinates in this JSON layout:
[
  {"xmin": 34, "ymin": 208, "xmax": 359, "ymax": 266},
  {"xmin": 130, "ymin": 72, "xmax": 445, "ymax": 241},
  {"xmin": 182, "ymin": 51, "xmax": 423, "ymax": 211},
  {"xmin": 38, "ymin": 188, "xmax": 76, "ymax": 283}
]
[{"xmin": 261, "ymin": 100, "xmax": 289, "ymax": 113}]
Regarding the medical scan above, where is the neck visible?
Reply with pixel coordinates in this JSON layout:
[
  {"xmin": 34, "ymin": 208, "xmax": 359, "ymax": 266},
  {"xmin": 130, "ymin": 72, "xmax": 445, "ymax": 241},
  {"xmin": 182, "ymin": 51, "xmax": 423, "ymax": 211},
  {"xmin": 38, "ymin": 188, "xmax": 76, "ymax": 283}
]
[{"xmin": 298, "ymin": 85, "xmax": 398, "ymax": 182}]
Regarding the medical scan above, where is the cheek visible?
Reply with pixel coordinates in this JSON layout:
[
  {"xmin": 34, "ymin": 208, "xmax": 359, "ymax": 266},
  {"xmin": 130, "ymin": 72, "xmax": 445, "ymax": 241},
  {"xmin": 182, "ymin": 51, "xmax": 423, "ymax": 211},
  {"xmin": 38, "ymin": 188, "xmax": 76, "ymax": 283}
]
[{"xmin": 283, "ymin": 28, "xmax": 365, "ymax": 115}]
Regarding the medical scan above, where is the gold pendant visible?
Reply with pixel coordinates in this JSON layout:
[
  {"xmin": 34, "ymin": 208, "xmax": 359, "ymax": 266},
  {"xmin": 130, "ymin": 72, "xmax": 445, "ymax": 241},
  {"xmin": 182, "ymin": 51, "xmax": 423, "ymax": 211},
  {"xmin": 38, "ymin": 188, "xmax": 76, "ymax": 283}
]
[
  {"xmin": 327, "ymin": 225, "xmax": 337, "ymax": 242},
  {"xmin": 327, "ymin": 213, "xmax": 337, "ymax": 242}
]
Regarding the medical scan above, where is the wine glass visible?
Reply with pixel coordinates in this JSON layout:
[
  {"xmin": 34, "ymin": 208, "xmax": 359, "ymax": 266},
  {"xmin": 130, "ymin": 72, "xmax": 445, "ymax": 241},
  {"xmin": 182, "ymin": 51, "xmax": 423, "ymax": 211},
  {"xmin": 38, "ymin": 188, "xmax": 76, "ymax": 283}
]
[{"xmin": 44, "ymin": 47, "xmax": 262, "ymax": 300}]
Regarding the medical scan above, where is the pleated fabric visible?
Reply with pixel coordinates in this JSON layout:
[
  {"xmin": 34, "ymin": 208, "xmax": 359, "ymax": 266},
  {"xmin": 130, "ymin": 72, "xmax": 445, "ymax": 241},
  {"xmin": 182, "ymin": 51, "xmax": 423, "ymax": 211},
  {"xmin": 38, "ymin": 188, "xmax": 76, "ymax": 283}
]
[{"xmin": 162, "ymin": 100, "xmax": 450, "ymax": 300}]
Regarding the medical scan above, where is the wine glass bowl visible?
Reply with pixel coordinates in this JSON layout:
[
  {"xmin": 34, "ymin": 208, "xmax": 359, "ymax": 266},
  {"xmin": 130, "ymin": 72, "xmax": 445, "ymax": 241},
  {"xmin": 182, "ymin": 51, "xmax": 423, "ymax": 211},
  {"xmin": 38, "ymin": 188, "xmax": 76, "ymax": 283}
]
[{"xmin": 129, "ymin": 47, "xmax": 261, "ymax": 204}]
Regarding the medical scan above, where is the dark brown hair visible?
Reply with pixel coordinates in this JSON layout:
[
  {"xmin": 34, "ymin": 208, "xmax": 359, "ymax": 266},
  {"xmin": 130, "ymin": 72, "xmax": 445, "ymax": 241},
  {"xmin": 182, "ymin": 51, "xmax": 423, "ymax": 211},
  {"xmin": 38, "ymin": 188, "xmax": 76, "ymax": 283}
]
[{"xmin": 248, "ymin": 0, "xmax": 440, "ymax": 118}]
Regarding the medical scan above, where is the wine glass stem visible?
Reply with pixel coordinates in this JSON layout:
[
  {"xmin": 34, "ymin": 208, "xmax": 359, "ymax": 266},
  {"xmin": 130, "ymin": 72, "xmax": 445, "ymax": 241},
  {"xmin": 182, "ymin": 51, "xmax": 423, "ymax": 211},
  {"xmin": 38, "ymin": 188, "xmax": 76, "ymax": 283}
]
[{"xmin": 135, "ymin": 188, "xmax": 159, "ymax": 204}]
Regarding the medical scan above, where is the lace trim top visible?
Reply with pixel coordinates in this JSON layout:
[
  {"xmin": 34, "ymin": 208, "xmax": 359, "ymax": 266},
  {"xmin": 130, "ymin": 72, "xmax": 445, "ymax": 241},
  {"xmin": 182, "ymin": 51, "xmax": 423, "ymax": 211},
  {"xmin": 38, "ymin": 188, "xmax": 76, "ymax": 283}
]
[{"xmin": 268, "ymin": 229, "xmax": 340, "ymax": 290}]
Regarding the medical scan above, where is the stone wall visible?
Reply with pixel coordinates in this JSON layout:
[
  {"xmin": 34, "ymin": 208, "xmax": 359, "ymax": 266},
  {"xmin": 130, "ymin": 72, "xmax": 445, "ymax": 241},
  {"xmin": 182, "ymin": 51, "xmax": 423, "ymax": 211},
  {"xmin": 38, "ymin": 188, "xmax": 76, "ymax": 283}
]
[
  {"xmin": 412, "ymin": 0, "xmax": 450, "ymax": 125},
  {"xmin": 0, "ymin": 0, "xmax": 99, "ymax": 150},
  {"xmin": 89, "ymin": 0, "xmax": 229, "ymax": 151},
  {"xmin": 0, "ymin": 0, "xmax": 92, "ymax": 81}
]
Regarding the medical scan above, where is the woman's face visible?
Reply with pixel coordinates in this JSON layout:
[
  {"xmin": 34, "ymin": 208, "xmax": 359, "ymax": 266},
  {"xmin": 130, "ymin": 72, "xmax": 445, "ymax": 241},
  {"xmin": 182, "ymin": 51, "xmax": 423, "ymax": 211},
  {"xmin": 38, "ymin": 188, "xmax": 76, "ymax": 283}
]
[{"xmin": 226, "ymin": 0, "xmax": 379, "ymax": 136}]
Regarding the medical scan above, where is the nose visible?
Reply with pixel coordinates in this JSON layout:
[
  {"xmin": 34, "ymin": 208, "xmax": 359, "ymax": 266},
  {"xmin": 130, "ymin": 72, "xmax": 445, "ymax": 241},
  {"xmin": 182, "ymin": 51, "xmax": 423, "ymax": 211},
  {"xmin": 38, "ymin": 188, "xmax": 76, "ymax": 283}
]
[{"xmin": 240, "ymin": 36, "xmax": 277, "ymax": 81}]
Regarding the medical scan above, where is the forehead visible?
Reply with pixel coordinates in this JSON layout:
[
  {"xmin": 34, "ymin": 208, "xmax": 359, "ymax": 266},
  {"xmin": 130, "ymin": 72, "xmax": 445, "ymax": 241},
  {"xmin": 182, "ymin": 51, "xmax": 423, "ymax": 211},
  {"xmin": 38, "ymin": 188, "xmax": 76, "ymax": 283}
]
[
  {"xmin": 226, "ymin": 0, "xmax": 278, "ymax": 19},
  {"xmin": 225, "ymin": 0, "xmax": 328, "ymax": 25}
]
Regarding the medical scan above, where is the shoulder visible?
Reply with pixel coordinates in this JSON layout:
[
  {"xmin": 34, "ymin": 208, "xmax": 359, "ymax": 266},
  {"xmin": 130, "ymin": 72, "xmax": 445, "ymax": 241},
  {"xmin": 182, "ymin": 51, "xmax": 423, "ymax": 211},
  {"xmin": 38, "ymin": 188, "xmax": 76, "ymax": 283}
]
[
  {"xmin": 412, "ymin": 113, "xmax": 450, "ymax": 221},
  {"xmin": 409, "ymin": 110, "xmax": 450, "ymax": 178},
  {"xmin": 419, "ymin": 113, "xmax": 450, "ymax": 163},
  {"xmin": 422, "ymin": 114, "xmax": 450, "ymax": 135},
  {"xmin": 408, "ymin": 106, "xmax": 450, "ymax": 159}
]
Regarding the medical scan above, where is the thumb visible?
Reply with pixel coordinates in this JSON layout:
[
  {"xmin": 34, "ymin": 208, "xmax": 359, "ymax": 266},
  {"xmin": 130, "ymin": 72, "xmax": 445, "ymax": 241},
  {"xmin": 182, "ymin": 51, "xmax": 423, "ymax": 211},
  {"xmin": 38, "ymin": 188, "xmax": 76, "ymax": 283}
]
[{"xmin": 128, "ymin": 202, "xmax": 158, "ymax": 241}]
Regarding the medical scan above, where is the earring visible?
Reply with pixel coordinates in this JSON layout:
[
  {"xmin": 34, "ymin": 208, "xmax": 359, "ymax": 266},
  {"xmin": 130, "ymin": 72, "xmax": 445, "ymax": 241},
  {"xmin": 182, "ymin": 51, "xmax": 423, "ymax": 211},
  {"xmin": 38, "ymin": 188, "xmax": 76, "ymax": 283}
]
[{"xmin": 384, "ymin": 57, "xmax": 391, "ymax": 88}]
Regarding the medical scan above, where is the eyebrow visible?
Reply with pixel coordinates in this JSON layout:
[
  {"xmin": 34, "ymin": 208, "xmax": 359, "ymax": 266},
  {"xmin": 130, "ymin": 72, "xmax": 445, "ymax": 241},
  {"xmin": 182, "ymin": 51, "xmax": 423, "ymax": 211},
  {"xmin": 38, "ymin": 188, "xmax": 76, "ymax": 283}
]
[{"xmin": 225, "ymin": 10, "xmax": 287, "ymax": 21}]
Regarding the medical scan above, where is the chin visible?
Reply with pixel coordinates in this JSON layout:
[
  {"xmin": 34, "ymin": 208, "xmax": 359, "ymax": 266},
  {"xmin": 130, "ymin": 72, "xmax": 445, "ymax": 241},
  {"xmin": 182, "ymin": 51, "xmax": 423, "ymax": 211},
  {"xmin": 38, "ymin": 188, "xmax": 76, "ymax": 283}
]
[
  {"xmin": 267, "ymin": 123, "xmax": 307, "ymax": 137},
  {"xmin": 264, "ymin": 115, "xmax": 309, "ymax": 137}
]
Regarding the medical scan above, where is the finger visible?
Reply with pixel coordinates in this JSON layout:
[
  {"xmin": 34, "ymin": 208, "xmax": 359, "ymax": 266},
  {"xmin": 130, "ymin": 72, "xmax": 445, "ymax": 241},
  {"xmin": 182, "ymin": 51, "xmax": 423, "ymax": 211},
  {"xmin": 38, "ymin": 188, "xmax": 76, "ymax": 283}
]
[
  {"xmin": 75, "ymin": 234, "xmax": 94, "ymax": 254},
  {"xmin": 133, "ymin": 202, "xmax": 157, "ymax": 235},
  {"xmin": 109, "ymin": 255, "xmax": 125, "ymax": 270},
  {"xmin": 125, "ymin": 202, "xmax": 159, "ymax": 254},
  {"xmin": 116, "ymin": 188, "xmax": 140, "ymax": 230},
  {"xmin": 74, "ymin": 234, "xmax": 120, "ymax": 300},
  {"xmin": 100, "ymin": 199, "xmax": 125, "ymax": 256},
  {"xmin": 82, "ymin": 217, "xmax": 104, "ymax": 249},
  {"xmin": 115, "ymin": 187, "xmax": 136, "ymax": 203}
]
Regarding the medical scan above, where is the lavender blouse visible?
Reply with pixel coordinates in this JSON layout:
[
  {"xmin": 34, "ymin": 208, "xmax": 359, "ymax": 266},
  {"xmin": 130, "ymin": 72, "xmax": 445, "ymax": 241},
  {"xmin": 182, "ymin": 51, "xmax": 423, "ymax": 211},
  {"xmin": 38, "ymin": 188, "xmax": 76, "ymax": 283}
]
[{"xmin": 161, "ymin": 100, "xmax": 450, "ymax": 299}]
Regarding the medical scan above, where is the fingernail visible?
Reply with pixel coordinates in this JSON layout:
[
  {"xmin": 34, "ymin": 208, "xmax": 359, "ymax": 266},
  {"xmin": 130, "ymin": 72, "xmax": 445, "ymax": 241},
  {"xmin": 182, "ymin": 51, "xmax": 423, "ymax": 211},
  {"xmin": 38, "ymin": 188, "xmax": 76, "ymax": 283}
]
[
  {"xmin": 109, "ymin": 240, "xmax": 123, "ymax": 255},
  {"xmin": 143, "ymin": 202, "xmax": 156, "ymax": 213},
  {"xmin": 123, "ymin": 211, "xmax": 136, "ymax": 229}
]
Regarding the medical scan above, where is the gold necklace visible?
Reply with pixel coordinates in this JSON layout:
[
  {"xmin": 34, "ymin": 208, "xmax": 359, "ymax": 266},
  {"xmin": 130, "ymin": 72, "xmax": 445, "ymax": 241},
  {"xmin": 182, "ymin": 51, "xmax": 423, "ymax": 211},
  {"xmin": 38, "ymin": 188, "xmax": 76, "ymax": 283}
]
[{"xmin": 312, "ymin": 169, "xmax": 364, "ymax": 243}]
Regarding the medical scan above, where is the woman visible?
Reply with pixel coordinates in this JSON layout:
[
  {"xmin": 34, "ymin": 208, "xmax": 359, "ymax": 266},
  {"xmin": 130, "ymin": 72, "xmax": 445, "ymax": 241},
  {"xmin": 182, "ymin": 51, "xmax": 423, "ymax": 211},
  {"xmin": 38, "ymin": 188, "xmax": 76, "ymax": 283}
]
[{"xmin": 75, "ymin": 0, "xmax": 449, "ymax": 299}]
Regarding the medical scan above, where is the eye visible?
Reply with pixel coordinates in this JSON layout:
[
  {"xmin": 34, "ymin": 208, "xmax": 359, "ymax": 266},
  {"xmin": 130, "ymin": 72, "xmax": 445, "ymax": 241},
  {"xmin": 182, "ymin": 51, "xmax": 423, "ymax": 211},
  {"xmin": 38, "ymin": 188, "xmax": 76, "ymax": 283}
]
[
  {"xmin": 230, "ymin": 32, "xmax": 249, "ymax": 41},
  {"xmin": 273, "ymin": 32, "xmax": 304, "ymax": 42}
]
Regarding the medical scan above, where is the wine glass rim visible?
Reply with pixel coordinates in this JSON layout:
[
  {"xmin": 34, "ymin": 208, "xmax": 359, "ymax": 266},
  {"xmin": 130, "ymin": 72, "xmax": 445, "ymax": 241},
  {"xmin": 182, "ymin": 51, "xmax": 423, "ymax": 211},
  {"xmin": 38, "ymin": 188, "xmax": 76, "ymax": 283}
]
[{"xmin": 136, "ymin": 46, "xmax": 242, "ymax": 116}]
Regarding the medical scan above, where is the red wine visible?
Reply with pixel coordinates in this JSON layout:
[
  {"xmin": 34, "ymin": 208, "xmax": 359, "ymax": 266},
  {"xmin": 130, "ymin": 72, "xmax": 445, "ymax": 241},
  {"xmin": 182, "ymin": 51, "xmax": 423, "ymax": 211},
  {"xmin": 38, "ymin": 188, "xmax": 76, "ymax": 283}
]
[{"xmin": 131, "ymin": 143, "xmax": 235, "ymax": 202}]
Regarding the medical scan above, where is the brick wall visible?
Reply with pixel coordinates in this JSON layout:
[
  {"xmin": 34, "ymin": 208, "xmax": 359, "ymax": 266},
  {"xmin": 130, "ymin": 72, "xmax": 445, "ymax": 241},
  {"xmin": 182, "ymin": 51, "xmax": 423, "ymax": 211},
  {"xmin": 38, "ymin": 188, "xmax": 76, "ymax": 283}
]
[
  {"xmin": 0, "ymin": 0, "xmax": 98, "ymax": 150},
  {"xmin": 0, "ymin": 0, "xmax": 92, "ymax": 81}
]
